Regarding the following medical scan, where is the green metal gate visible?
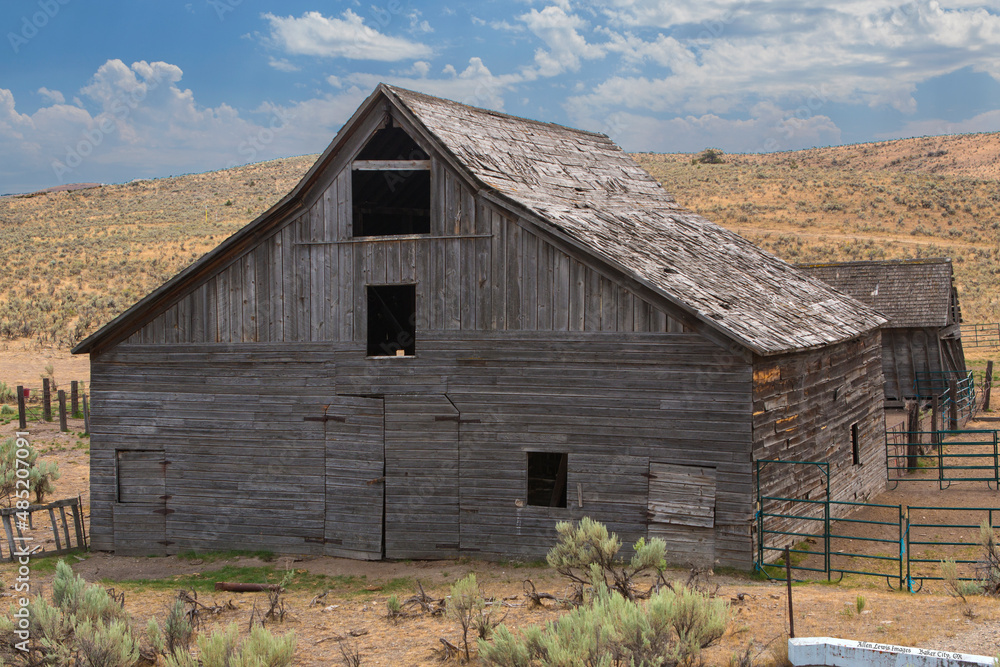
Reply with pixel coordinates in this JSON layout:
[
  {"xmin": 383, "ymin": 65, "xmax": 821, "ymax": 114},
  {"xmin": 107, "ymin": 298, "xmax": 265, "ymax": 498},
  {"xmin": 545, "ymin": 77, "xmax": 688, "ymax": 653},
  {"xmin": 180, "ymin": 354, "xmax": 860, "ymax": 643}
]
[
  {"xmin": 756, "ymin": 459, "xmax": 1000, "ymax": 591},
  {"xmin": 885, "ymin": 428, "xmax": 1000, "ymax": 489}
]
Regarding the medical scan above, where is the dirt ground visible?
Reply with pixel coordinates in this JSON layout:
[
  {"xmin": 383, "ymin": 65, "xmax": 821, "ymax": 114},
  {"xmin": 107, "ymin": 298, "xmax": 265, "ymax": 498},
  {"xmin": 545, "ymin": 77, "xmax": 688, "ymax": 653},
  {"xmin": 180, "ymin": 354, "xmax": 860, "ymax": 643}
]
[
  {"xmin": 1, "ymin": 407, "xmax": 1000, "ymax": 663},
  {"xmin": 0, "ymin": 339, "xmax": 90, "ymax": 388}
]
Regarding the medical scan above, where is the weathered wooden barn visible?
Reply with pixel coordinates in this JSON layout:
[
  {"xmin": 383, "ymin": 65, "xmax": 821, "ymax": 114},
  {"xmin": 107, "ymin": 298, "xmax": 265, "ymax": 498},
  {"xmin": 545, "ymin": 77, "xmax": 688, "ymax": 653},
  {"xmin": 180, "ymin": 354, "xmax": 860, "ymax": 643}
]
[
  {"xmin": 73, "ymin": 85, "xmax": 888, "ymax": 568},
  {"xmin": 799, "ymin": 259, "xmax": 965, "ymax": 407}
]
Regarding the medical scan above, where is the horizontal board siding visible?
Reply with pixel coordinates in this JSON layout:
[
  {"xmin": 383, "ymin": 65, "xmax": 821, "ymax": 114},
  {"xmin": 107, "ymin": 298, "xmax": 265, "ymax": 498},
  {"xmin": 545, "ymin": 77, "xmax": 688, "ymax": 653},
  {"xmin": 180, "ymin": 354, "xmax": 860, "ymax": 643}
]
[
  {"xmin": 116, "ymin": 450, "xmax": 166, "ymax": 503},
  {"xmin": 753, "ymin": 330, "xmax": 886, "ymax": 561},
  {"xmin": 91, "ymin": 348, "xmax": 333, "ymax": 556},
  {"xmin": 92, "ymin": 332, "xmax": 754, "ymax": 566},
  {"xmin": 113, "ymin": 504, "xmax": 165, "ymax": 556},
  {"xmin": 325, "ymin": 397, "xmax": 384, "ymax": 560},
  {"xmin": 342, "ymin": 333, "xmax": 749, "ymax": 563},
  {"xmin": 384, "ymin": 395, "xmax": 460, "ymax": 559}
]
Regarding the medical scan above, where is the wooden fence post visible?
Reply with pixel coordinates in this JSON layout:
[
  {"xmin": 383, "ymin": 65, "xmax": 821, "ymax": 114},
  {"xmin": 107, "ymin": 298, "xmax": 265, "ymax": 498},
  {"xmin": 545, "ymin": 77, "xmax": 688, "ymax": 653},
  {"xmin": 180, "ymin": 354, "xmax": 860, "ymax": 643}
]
[
  {"xmin": 948, "ymin": 379, "xmax": 959, "ymax": 430},
  {"xmin": 71, "ymin": 381, "xmax": 79, "ymax": 418},
  {"xmin": 985, "ymin": 361, "xmax": 994, "ymax": 412},
  {"xmin": 57, "ymin": 390, "xmax": 67, "ymax": 432},
  {"xmin": 932, "ymin": 395, "xmax": 940, "ymax": 445},
  {"xmin": 82, "ymin": 394, "xmax": 90, "ymax": 436},
  {"xmin": 906, "ymin": 400, "xmax": 919, "ymax": 470},
  {"xmin": 16, "ymin": 385, "xmax": 26, "ymax": 430},
  {"xmin": 42, "ymin": 378, "xmax": 51, "ymax": 422}
]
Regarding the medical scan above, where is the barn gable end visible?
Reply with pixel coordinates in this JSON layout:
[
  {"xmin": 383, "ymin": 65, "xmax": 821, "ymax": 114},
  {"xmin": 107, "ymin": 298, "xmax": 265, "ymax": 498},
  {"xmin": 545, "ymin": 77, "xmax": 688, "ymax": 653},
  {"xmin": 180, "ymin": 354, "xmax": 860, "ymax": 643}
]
[{"xmin": 800, "ymin": 259, "xmax": 965, "ymax": 405}]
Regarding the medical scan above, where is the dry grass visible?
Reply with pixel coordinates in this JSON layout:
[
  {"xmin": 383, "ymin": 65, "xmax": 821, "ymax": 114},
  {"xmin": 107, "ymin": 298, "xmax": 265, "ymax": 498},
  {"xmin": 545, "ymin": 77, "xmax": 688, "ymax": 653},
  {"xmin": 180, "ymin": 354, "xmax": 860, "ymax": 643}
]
[
  {"xmin": 0, "ymin": 155, "xmax": 316, "ymax": 347},
  {"xmin": 3, "ymin": 131, "xmax": 1000, "ymax": 352}
]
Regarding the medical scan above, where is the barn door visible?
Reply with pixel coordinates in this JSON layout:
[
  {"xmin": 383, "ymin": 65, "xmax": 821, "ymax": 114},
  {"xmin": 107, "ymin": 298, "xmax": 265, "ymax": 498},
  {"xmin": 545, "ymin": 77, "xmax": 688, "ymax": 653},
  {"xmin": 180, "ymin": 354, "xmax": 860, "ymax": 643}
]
[
  {"xmin": 647, "ymin": 462, "xmax": 716, "ymax": 567},
  {"xmin": 324, "ymin": 397, "xmax": 385, "ymax": 559},
  {"xmin": 384, "ymin": 395, "xmax": 460, "ymax": 559},
  {"xmin": 113, "ymin": 450, "xmax": 168, "ymax": 556}
]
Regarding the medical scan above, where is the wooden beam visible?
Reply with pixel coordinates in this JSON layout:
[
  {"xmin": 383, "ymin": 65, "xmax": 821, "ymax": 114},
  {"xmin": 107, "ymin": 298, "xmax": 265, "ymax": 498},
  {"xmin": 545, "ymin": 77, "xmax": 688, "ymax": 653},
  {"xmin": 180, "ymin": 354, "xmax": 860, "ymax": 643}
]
[
  {"xmin": 352, "ymin": 160, "xmax": 431, "ymax": 171},
  {"xmin": 984, "ymin": 360, "xmax": 993, "ymax": 412}
]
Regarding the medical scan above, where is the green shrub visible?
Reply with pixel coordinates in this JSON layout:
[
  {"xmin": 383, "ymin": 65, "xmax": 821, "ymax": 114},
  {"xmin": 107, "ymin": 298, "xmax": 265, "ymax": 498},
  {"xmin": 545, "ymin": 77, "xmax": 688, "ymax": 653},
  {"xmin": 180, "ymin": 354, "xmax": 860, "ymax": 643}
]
[
  {"xmin": 386, "ymin": 594, "xmax": 402, "ymax": 622},
  {"xmin": 547, "ymin": 517, "xmax": 666, "ymax": 601},
  {"xmin": 75, "ymin": 618, "xmax": 140, "ymax": 667},
  {"xmin": 447, "ymin": 573, "xmax": 484, "ymax": 662},
  {"xmin": 0, "ymin": 436, "xmax": 61, "ymax": 505},
  {"xmin": 147, "ymin": 617, "xmax": 165, "ymax": 654},
  {"xmin": 163, "ymin": 599, "xmax": 193, "ymax": 653},
  {"xmin": 692, "ymin": 148, "xmax": 725, "ymax": 164},
  {"xmin": 479, "ymin": 579, "xmax": 727, "ymax": 666},
  {"xmin": 163, "ymin": 623, "xmax": 295, "ymax": 667},
  {"xmin": 0, "ymin": 561, "xmax": 136, "ymax": 665}
]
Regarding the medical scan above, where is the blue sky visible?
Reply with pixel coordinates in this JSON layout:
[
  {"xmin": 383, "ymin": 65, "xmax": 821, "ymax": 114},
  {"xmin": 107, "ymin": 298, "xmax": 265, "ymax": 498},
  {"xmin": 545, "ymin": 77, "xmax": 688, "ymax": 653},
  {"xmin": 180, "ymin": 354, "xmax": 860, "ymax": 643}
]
[{"xmin": 1, "ymin": 0, "xmax": 999, "ymax": 194}]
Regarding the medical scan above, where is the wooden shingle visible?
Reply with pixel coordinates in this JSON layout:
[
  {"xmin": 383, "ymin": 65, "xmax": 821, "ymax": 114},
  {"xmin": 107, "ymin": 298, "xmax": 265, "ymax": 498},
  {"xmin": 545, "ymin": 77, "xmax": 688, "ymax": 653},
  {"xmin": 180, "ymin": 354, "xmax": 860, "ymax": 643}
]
[
  {"xmin": 386, "ymin": 86, "xmax": 885, "ymax": 356},
  {"xmin": 798, "ymin": 258, "xmax": 955, "ymax": 328}
]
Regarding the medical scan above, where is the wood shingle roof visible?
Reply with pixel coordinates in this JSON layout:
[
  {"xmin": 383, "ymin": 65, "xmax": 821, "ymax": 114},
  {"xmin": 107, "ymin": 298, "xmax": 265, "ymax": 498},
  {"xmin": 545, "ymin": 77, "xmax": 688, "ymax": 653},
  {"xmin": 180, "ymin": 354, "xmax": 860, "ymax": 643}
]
[
  {"xmin": 798, "ymin": 258, "xmax": 956, "ymax": 328},
  {"xmin": 387, "ymin": 85, "xmax": 885, "ymax": 355}
]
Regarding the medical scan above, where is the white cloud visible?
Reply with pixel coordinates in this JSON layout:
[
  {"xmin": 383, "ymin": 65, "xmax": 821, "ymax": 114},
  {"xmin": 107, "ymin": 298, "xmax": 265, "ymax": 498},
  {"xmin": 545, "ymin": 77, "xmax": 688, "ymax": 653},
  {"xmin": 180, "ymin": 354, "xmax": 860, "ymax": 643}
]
[
  {"xmin": 408, "ymin": 10, "xmax": 433, "ymax": 33},
  {"xmin": 350, "ymin": 58, "xmax": 523, "ymax": 111},
  {"xmin": 568, "ymin": 1, "xmax": 1000, "ymax": 118},
  {"xmin": 37, "ymin": 87, "xmax": 65, "ymax": 105},
  {"xmin": 518, "ymin": 5, "xmax": 605, "ymax": 76},
  {"xmin": 0, "ymin": 59, "xmax": 373, "ymax": 193},
  {"xmin": 490, "ymin": 19, "xmax": 524, "ymax": 31},
  {"xmin": 576, "ymin": 103, "xmax": 842, "ymax": 156},
  {"xmin": 891, "ymin": 108, "xmax": 1000, "ymax": 138},
  {"xmin": 263, "ymin": 10, "xmax": 433, "ymax": 61},
  {"xmin": 268, "ymin": 57, "xmax": 301, "ymax": 72}
]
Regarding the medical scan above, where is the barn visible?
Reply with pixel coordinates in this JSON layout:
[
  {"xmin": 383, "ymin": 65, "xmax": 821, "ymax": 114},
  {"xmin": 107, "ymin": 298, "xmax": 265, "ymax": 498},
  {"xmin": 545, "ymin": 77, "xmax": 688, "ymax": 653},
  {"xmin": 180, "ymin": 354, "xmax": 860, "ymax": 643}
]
[
  {"xmin": 72, "ymin": 85, "xmax": 887, "ymax": 568},
  {"xmin": 799, "ymin": 259, "xmax": 965, "ymax": 407}
]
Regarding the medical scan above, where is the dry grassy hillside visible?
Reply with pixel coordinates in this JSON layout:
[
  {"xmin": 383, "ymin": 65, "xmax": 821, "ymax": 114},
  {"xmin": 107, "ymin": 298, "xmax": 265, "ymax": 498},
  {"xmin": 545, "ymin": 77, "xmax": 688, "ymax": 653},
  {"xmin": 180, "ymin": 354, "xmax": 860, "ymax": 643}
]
[
  {"xmin": 2, "ymin": 132, "xmax": 999, "ymax": 351},
  {"xmin": 635, "ymin": 143, "xmax": 1000, "ymax": 326},
  {"xmin": 0, "ymin": 155, "xmax": 316, "ymax": 347}
]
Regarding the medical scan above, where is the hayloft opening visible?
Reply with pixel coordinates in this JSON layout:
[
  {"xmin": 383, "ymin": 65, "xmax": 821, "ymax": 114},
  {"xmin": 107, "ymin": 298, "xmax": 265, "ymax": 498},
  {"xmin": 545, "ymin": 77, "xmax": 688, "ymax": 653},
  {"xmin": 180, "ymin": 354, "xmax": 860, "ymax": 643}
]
[
  {"xmin": 526, "ymin": 452, "xmax": 568, "ymax": 508},
  {"xmin": 851, "ymin": 422, "xmax": 861, "ymax": 465},
  {"xmin": 367, "ymin": 284, "xmax": 416, "ymax": 357},
  {"xmin": 352, "ymin": 126, "xmax": 431, "ymax": 237}
]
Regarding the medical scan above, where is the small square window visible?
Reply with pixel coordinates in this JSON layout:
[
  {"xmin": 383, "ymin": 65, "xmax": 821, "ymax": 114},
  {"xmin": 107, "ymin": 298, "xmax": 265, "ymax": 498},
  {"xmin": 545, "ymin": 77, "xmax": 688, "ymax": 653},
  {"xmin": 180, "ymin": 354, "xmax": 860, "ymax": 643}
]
[
  {"xmin": 851, "ymin": 422, "xmax": 861, "ymax": 465},
  {"xmin": 367, "ymin": 285, "xmax": 416, "ymax": 357},
  {"xmin": 526, "ymin": 452, "xmax": 568, "ymax": 508}
]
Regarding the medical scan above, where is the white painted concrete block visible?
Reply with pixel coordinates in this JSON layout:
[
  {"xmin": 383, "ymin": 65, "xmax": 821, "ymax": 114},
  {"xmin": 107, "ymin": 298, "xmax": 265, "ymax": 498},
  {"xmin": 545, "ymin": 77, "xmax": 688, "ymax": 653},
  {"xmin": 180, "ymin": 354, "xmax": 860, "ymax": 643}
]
[{"xmin": 789, "ymin": 637, "xmax": 996, "ymax": 667}]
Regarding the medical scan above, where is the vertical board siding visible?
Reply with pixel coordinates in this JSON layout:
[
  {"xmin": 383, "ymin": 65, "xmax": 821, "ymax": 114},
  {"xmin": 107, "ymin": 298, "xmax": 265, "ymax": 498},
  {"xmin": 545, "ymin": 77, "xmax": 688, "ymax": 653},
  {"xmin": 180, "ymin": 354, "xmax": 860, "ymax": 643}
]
[{"xmin": 127, "ymin": 168, "xmax": 684, "ymax": 345}]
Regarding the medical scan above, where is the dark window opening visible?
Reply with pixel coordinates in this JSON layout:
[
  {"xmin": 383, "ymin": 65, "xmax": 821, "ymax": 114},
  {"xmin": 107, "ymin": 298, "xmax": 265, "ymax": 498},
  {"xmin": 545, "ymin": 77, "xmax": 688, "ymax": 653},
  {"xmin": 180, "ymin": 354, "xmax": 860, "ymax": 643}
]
[
  {"xmin": 352, "ymin": 170, "xmax": 430, "ymax": 236},
  {"xmin": 526, "ymin": 452, "xmax": 568, "ymax": 508},
  {"xmin": 352, "ymin": 126, "xmax": 431, "ymax": 237},
  {"xmin": 851, "ymin": 423, "xmax": 861, "ymax": 465},
  {"xmin": 367, "ymin": 284, "xmax": 416, "ymax": 357},
  {"xmin": 357, "ymin": 126, "xmax": 429, "ymax": 161}
]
